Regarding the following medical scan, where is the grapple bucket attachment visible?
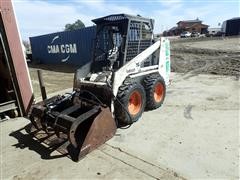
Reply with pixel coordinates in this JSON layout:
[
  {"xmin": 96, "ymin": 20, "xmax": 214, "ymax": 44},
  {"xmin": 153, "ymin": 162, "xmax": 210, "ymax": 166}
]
[{"xmin": 29, "ymin": 93, "xmax": 116, "ymax": 161}]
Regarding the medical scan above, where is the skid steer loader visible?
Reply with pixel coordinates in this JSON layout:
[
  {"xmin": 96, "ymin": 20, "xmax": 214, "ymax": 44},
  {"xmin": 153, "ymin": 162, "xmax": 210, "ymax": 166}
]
[{"xmin": 29, "ymin": 14, "xmax": 171, "ymax": 161}]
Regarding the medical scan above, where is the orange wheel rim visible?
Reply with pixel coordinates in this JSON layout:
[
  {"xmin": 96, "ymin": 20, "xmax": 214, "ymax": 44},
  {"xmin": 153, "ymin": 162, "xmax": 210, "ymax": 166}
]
[
  {"xmin": 128, "ymin": 91, "xmax": 142, "ymax": 115},
  {"xmin": 154, "ymin": 83, "xmax": 164, "ymax": 102}
]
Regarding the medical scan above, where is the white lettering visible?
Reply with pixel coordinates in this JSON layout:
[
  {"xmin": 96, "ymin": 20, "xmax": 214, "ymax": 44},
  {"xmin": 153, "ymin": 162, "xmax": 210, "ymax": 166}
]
[
  {"xmin": 47, "ymin": 43, "xmax": 78, "ymax": 54},
  {"xmin": 71, "ymin": 44, "xmax": 77, "ymax": 53},
  {"xmin": 61, "ymin": 45, "xmax": 65, "ymax": 53},
  {"xmin": 47, "ymin": 46, "xmax": 51, "ymax": 53},
  {"xmin": 65, "ymin": 44, "xmax": 70, "ymax": 53},
  {"xmin": 55, "ymin": 45, "xmax": 59, "ymax": 53}
]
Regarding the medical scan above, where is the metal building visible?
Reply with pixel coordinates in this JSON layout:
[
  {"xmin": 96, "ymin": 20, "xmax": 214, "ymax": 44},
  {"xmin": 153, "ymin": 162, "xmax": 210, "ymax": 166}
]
[{"xmin": 30, "ymin": 26, "xmax": 96, "ymax": 66}]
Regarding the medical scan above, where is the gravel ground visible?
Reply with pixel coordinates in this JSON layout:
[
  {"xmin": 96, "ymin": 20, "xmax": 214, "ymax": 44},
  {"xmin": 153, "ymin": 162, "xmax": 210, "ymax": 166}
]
[{"xmin": 171, "ymin": 37, "xmax": 240, "ymax": 77}]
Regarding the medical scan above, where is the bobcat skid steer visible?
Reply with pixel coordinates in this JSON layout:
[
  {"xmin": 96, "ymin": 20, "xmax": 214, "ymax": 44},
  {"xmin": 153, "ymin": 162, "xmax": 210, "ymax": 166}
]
[{"xmin": 29, "ymin": 14, "xmax": 171, "ymax": 161}]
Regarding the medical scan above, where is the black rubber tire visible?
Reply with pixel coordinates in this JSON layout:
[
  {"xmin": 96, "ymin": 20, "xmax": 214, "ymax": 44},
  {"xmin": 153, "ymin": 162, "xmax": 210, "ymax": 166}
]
[
  {"xmin": 114, "ymin": 80, "xmax": 146, "ymax": 126},
  {"xmin": 144, "ymin": 73, "xmax": 166, "ymax": 110}
]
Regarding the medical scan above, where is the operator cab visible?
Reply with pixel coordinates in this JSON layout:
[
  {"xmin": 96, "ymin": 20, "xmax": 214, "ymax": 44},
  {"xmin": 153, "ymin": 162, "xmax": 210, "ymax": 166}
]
[
  {"xmin": 74, "ymin": 14, "xmax": 156, "ymax": 86},
  {"xmin": 91, "ymin": 14, "xmax": 155, "ymax": 73}
]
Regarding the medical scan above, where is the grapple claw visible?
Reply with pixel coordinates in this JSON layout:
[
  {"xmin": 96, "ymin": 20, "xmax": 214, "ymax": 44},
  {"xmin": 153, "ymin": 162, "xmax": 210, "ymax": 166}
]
[{"xmin": 29, "ymin": 92, "xmax": 116, "ymax": 161}]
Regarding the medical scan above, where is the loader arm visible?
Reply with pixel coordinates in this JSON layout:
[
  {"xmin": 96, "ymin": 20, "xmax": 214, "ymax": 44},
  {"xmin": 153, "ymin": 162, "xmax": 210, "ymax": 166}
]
[{"xmin": 112, "ymin": 37, "xmax": 170, "ymax": 97}]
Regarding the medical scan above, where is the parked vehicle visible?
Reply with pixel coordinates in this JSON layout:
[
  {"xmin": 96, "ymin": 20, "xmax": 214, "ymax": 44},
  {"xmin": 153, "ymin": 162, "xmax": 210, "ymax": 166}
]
[
  {"xmin": 206, "ymin": 28, "xmax": 222, "ymax": 37},
  {"xmin": 199, "ymin": 34, "xmax": 206, "ymax": 37},
  {"xmin": 214, "ymin": 31, "xmax": 224, "ymax": 37},
  {"xmin": 180, "ymin": 31, "xmax": 191, "ymax": 38},
  {"xmin": 191, "ymin": 31, "xmax": 200, "ymax": 37}
]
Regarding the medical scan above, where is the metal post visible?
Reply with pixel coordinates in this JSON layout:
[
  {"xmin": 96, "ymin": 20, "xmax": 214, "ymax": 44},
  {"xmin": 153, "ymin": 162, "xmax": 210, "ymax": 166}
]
[{"xmin": 37, "ymin": 70, "xmax": 47, "ymax": 100}]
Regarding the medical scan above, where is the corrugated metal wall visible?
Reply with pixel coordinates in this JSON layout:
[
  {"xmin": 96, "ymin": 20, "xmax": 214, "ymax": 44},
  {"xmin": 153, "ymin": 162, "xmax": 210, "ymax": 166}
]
[
  {"xmin": 225, "ymin": 18, "xmax": 240, "ymax": 36},
  {"xmin": 30, "ymin": 26, "xmax": 96, "ymax": 66}
]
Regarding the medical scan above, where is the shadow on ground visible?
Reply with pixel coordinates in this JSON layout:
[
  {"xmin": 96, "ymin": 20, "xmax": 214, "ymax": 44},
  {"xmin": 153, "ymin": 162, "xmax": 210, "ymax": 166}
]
[{"xmin": 9, "ymin": 124, "xmax": 68, "ymax": 160}]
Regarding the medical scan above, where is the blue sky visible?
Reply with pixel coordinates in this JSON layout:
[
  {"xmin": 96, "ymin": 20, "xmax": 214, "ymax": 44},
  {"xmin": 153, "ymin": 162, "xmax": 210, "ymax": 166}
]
[{"xmin": 13, "ymin": 0, "xmax": 239, "ymax": 40}]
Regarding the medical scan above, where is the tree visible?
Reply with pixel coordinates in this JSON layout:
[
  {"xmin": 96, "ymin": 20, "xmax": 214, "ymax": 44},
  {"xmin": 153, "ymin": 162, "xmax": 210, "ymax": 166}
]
[
  {"xmin": 22, "ymin": 40, "xmax": 31, "ymax": 52},
  {"xmin": 64, "ymin": 20, "xmax": 85, "ymax": 31}
]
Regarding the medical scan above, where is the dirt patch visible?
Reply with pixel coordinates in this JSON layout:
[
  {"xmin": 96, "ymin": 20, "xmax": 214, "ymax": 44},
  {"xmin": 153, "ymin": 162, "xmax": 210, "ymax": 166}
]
[
  {"xmin": 29, "ymin": 64, "xmax": 76, "ymax": 98},
  {"xmin": 170, "ymin": 37, "xmax": 240, "ymax": 77}
]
